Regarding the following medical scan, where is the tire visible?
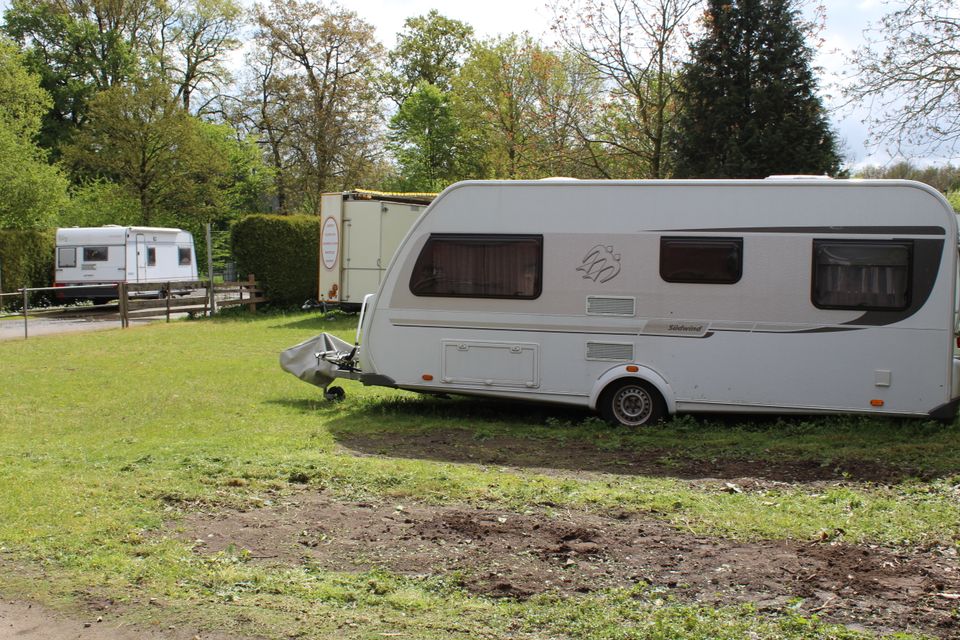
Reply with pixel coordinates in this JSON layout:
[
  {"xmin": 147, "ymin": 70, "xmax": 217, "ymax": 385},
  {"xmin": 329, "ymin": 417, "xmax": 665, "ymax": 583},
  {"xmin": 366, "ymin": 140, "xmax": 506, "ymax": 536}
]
[
  {"xmin": 324, "ymin": 386, "xmax": 346, "ymax": 402},
  {"xmin": 599, "ymin": 379, "xmax": 665, "ymax": 427}
]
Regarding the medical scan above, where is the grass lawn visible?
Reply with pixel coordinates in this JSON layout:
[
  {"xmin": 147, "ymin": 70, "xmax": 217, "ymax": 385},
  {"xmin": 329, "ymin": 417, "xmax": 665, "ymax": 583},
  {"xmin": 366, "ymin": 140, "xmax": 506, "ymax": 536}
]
[{"xmin": 0, "ymin": 311, "xmax": 958, "ymax": 639}]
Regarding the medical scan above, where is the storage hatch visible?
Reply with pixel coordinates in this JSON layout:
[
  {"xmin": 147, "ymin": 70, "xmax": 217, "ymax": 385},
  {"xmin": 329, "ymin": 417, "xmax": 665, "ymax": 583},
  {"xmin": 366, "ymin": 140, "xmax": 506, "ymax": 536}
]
[{"xmin": 441, "ymin": 341, "xmax": 539, "ymax": 388}]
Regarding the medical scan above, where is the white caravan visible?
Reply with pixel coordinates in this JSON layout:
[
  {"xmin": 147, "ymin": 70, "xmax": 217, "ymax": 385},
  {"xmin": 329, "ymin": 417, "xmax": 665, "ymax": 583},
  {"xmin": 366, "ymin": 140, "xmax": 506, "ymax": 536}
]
[
  {"xmin": 55, "ymin": 226, "xmax": 198, "ymax": 303},
  {"xmin": 282, "ymin": 179, "xmax": 960, "ymax": 425}
]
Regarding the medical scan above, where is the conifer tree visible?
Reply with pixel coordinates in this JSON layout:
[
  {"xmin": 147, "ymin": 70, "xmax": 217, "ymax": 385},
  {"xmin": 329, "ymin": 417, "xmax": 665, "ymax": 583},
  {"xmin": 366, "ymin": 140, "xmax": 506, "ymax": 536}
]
[{"xmin": 671, "ymin": 0, "xmax": 841, "ymax": 178}]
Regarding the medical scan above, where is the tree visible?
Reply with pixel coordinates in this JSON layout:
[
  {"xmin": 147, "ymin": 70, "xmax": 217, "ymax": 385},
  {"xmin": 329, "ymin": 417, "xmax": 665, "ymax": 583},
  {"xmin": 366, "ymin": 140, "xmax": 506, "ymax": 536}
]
[
  {"xmin": 387, "ymin": 81, "xmax": 483, "ymax": 191},
  {"xmin": 845, "ymin": 0, "xmax": 960, "ymax": 156},
  {"xmin": 855, "ymin": 161, "xmax": 960, "ymax": 194},
  {"xmin": 455, "ymin": 35, "xmax": 605, "ymax": 180},
  {"xmin": 382, "ymin": 10, "xmax": 473, "ymax": 104},
  {"xmin": 3, "ymin": 0, "xmax": 162, "ymax": 150},
  {"xmin": 153, "ymin": 0, "xmax": 243, "ymax": 113},
  {"xmin": 252, "ymin": 0, "xmax": 384, "ymax": 213},
  {"xmin": 61, "ymin": 80, "xmax": 232, "ymax": 226},
  {"xmin": 553, "ymin": 0, "xmax": 700, "ymax": 178},
  {"xmin": 0, "ymin": 37, "xmax": 68, "ymax": 229},
  {"xmin": 671, "ymin": 0, "xmax": 841, "ymax": 178}
]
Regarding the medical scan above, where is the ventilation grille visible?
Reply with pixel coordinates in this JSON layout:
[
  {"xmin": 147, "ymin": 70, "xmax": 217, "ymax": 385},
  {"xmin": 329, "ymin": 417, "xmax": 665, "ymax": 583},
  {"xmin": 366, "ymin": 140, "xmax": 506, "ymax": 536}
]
[
  {"xmin": 586, "ymin": 296, "xmax": 636, "ymax": 316},
  {"xmin": 586, "ymin": 342, "xmax": 634, "ymax": 361}
]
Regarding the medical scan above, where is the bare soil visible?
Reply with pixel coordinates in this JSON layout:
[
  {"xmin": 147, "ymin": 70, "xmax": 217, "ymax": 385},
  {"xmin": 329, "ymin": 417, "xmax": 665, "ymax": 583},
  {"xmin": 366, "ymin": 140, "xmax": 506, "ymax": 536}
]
[
  {"xmin": 0, "ymin": 598, "xmax": 246, "ymax": 640},
  {"xmin": 335, "ymin": 428, "xmax": 935, "ymax": 483},
  {"xmin": 179, "ymin": 490, "xmax": 960, "ymax": 638}
]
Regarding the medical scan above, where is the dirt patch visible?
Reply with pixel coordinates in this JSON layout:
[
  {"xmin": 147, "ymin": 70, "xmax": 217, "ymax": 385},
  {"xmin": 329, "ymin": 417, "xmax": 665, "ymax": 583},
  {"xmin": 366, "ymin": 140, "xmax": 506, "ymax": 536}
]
[
  {"xmin": 0, "ymin": 598, "xmax": 248, "ymax": 640},
  {"xmin": 178, "ymin": 491, "xmax": 960, "ymax": 637},
  {"xmin": 335, "ymin": 428, "xmax": 925, "ymax": 484}
]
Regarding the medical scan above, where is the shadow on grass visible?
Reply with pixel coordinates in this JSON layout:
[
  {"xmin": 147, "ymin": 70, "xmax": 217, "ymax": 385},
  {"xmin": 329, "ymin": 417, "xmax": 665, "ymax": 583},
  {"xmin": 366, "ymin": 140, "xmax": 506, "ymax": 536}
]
[{"xmin": 293, "ymin": 393, "xmax": 960, "ymax": 484}]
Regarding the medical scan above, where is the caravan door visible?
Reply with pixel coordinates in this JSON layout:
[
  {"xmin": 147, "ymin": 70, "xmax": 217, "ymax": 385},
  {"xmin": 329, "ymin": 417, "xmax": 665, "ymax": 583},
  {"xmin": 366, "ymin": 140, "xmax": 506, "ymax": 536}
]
[{"xmin": 135, "ymin": 233, "xmax": 147, "ymax": 282}]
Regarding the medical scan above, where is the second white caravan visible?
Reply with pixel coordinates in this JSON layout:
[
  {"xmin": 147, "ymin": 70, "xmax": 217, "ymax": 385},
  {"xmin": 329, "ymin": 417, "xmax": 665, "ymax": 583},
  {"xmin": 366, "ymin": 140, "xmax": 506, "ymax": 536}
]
[
  {"xmin": 55, "ymin": 226, "xmax": 198, "ymax": 303},
  {"xmin": 284, "ymin": 179, "xmax": 960, "ymax": 425}
]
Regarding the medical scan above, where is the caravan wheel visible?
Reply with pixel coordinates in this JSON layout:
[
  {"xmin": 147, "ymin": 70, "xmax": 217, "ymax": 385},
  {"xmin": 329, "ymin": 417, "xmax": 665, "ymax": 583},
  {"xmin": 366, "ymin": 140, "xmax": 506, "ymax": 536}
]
[{"xmin": 600, "ymin": 379, "xmax": 665, "ymax": 427}]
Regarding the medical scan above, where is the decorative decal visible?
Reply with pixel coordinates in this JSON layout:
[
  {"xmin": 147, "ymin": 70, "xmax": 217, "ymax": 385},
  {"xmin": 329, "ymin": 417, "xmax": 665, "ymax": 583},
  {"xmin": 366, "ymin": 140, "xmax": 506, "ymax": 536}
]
[
  {"xmin": 321, "ymin": 217, "xmax": 339, "ymax": 270},
  {"xmin": 642, "ymin": 319, "xmax": 709, "ymax": 337},
  {"xmin": 577, "ymin": 244, "xmax": 621, "ymax": 283}
]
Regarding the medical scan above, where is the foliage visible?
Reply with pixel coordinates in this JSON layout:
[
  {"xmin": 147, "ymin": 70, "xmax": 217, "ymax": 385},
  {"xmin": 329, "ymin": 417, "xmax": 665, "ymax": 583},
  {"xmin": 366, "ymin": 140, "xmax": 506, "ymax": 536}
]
[
  {"xmin": 2, "ymin": 0, "xmax": 153, "ymax": 152},
  {"xmin": 0, "ymin": 124, "xmax": 68, "ymax": 230},
  {"xmin": 0, "ymin": 227, "xmax": 54, "ymax": 292},
  {"xmin": 0, "ymin": 36, "xmax": 50, "ymax": 140},
  {"xmin": 230, "ymin": 214, "xmax": 318, "ymax": 305},
  {"xmin": 249, "ymin": 0, "xmax": 384, "ymax": 214},
  {"xmin": 387, "ymin": 81, "xmax": 483, "ymax": 191},
  {"xmin": 3, "ymin": 0, "xmax": 244, "ymax": 153},
  {"xmin": 855, "ymin": 161, "xmax": 960, "ymax": 197},
  {"xmin": 455, "ymin": 35, "xmax": 601, "ymax": 180},
  {"xmin": 0, "ymin": 35, "xmax": 67, "ymax": 230},
  {"xmin": 947, "ymin": 190, "xmax": 960, "ymax": 213},
  {"xmin": 671, "ymin": 0, "xmax": 842, "ymax": 178},
  {"xmin": 59, "ymin": 180, "xmax": 141, "ymax": 228},
  {"xmin": 552, "ymin": 0, "xmax": 700, "ymax": 178},
  {"xmin": 382, "ymin": 10, "xmax": 474, "ymax": 104},
  {"xmin": 845, "ymin": 0, "xmax": 960, "ymax": 156},
  {"xmin": 61, "ymin": 80, "xmax": 233, "ymax": 226},
  {"xmin": 153, "ymin": 0, "xmax": 243, "ymax": 113}
]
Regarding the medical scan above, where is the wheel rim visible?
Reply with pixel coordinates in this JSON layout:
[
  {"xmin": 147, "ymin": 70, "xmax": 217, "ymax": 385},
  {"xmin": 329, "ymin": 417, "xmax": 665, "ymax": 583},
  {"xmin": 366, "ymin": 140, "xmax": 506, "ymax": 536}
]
[{"xmin": 612, "ymin": 385, "xmax": 653, "ymax": 426}]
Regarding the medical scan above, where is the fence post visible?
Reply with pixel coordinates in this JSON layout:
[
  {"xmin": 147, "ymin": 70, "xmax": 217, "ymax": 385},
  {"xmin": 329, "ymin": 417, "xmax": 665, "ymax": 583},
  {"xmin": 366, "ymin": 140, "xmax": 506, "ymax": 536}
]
[
  {"xmin": 21, "ymin": 289, "xmax": 28, "ymax": 339},
  {"xmin": 206, "ymin": 223, "xmax": 216, "ymax": 316},
  {"xmin": 247, "ymin": 273, "xmax": 257, "ymax": 314},
  {"xmin": 165, "ymin": 283, "xmax": 171, "ymax": 323},
  {"xmin": 119, "ymin": 282, "xmax": 128, "ymax": 328}
]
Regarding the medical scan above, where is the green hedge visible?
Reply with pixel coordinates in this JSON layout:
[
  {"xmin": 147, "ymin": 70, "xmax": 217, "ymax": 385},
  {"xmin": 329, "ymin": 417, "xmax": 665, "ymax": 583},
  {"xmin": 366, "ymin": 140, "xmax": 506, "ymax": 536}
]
[
  {"xmin": 0, "ymin": 228, "xmax": 55, "ymax": 294},
  {"xmin": 231, "ymin": 215, "xmax": 319, "ymax": 306}
]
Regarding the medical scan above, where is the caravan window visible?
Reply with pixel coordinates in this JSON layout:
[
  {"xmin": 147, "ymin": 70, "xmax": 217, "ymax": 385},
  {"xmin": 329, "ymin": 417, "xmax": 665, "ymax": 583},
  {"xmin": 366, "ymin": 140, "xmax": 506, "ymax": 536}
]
[
  {"xmin": 660, "ymin": 237, "xmax": 743, "ymax": 284},
  {"xmin": 57, "ymin": 247, "xmax": 76, "ymax": 268},
  {"xmin": 812, "ymin": 240, "xmax": 911, "ymax": 310},
  {"xmin": 178, "ymin": 247, "xmax": 192, "ymax": 266},
  {"xmin": 410, "ymin": 234, "xmax": 542, "ymax": 299},
  {"xmin": 147, "ymin": 247, "xmax": 156, "ymax": 266},
  {"xmin": 83, "ymin": 246, "xmax": 108, "ymax": 262}
]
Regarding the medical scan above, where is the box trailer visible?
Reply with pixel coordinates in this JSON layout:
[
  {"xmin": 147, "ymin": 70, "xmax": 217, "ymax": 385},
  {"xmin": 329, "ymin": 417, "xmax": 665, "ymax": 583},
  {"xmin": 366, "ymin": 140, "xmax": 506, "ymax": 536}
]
[
  {"xmin": 283, "ymin": 178, "xmax": 960, "ymax": 425},
  {"xmin": 318, "ymin": 190, "xmax": 433, "ymax": 310},
  {"xmin": 54, "ymin": 226, "xmax": 198, "ymax": 303}
]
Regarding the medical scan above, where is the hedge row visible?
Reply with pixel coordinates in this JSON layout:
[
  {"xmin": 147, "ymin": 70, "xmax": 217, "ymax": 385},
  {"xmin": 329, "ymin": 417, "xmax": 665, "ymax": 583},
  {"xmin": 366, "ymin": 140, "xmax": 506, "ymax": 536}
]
[
  {"xmin": 0, "ymin": 228, "xmax": 55, "ymax": 294},
  {"xmin": 231, "ymin": 215, "xmax": 319, "ymax": 306}
]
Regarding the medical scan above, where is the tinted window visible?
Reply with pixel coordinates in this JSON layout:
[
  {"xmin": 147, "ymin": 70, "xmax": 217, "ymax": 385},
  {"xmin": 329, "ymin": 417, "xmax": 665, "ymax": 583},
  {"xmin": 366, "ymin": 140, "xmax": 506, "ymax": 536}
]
[
  {"xmin": 813, "ymin": 240, "xmax": 911, "ymax": 310},
  {"xmin": 660, "ymin": 237, "xmax": 743, "ymax": 284},
  {"xmin": 410, "ymin": 234, "xmax": 542, "ymax": 299},
  {"xmin": 147, "ymin": 247, "xmax": 156, "ymax": 266},
  {"xmin": 178, "ymin": 247, "xmax": 192, "ymax": 266},
  {"xmin": 58, "ymin": 247, "xmax": 76, "ymax": 267},
  {"xmin": 83, "ymin": 246, "xmax": 108, "ymax": 262}
]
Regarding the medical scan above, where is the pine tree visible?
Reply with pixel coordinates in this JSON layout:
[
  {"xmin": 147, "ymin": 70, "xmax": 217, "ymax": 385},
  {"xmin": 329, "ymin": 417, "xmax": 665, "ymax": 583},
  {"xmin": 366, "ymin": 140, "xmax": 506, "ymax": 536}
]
[{"xmin": 671, "ymin": 0, "xmax": 841, "ymax": 178}]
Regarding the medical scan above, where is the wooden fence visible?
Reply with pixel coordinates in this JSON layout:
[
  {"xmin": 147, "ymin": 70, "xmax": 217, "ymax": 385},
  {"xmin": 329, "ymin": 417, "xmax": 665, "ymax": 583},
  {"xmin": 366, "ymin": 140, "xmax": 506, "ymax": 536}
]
[{"xmin": 119, "ymin": 274, "xmax": 266, "ymax": 327}]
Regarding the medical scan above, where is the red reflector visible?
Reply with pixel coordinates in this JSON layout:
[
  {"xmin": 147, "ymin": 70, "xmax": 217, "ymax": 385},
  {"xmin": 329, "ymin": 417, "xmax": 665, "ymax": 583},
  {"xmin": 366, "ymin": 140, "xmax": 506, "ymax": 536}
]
[
  {"xmin": 422, "ymin": 374, "xmax": 433, "ymax": 381},
  {"xmin": 870, "ymin": 399, "xmax": 884, "ymax": 407}
]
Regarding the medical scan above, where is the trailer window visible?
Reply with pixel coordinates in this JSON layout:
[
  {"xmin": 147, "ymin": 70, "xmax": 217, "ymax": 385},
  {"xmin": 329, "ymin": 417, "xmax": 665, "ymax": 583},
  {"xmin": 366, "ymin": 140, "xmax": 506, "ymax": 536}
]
[
  {"xmin": 83, "ymin": 246, "xmax": 108, "ymax": 262},
  {"xmin": 57, "ymin": 247, "xmax": 76, "ymax": 268},
  {"xmin": 147, "ymin": 247, "xmax": 156, "ymax": 266},
  {"xmin": 660, "ymin": 237, "xmax": 743, "ymax": 284},
  {"xmin": 812, "ymin": 240, "xmax": 911, "ymax": 310},
  {"xmin": 410, "ymin": 234, "xmax": 542, "ymax": 299},
  {"xmin": 178, "ymin": 247, "xmax": 192, "ymax": 266}
]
